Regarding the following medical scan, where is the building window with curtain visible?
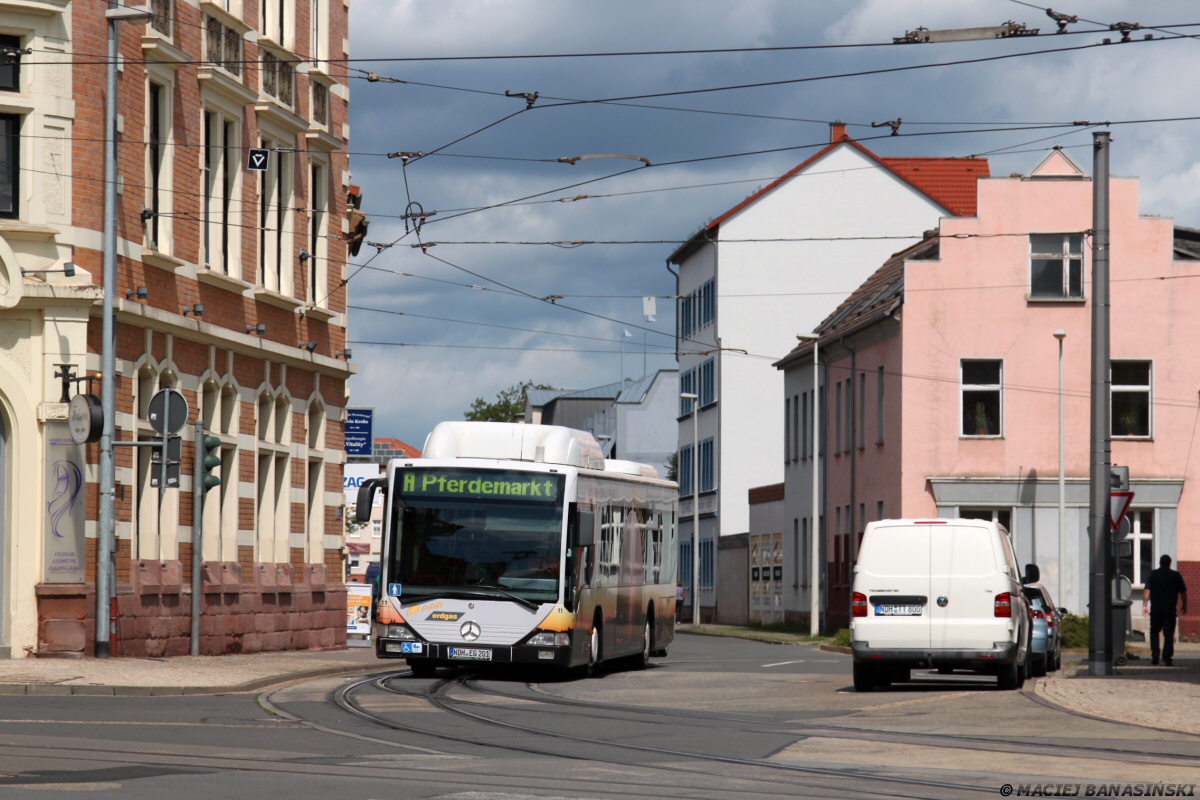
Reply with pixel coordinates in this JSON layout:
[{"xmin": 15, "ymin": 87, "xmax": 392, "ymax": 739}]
[
  {"xmin": 961, "ymin": 359, "xmax": 1003, "ymax": 437},
  {"xmin": 1111, "ymin": 360, "xmax": 1151, "ymax": 438},
  {"xmin": 1030, "ymin": 233, "xmax": 1084, "ymax": 299}
]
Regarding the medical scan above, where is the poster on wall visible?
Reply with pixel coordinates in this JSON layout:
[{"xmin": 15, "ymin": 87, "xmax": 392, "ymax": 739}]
[
  {"xmin": 43, "ymin": 422, "xmax": 87, "ymax": 583},
  {"xmin": 346, "ymin": 582, "xmax": 373, "ymax": 647}
]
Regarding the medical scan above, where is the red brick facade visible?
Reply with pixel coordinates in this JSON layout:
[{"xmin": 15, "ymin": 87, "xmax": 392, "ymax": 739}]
[{"xmin": 33, "ymin": 0, "xmax": 356, "ymax": 658}]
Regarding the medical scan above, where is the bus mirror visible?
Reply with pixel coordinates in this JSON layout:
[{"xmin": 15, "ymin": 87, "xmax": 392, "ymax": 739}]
[
  {"xmin": 356, "ymin": 478, "xmax": 383, "ymax": 523},
  {"xmin": 571, "ymin": 509, "xmax": 595, "ymax": 548}
]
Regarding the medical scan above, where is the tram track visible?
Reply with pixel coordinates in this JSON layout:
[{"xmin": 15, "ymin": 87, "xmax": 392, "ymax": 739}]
[{"xmin": 321, "ymin": 669, "xmax": 1012, "ymax": 799}]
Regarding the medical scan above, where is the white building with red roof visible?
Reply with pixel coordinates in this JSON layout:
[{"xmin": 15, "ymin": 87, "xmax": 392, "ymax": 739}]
[{"xmin": 666, "ymin": 123, "xmax": 988, "ymax": 623}]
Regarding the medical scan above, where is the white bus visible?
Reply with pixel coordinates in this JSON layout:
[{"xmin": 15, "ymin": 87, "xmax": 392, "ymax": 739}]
[{"xmin": 355, "ymin": 421, "xmax": 678, "ymax": 677}]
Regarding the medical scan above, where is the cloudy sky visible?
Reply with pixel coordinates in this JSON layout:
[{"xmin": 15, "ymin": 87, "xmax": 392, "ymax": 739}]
[{"xmin": 344, "ymin": 0, "xmax": 1200, "ymax": 448}]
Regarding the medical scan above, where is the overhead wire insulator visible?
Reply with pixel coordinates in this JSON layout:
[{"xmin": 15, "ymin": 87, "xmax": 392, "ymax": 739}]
[{"xmin": 504, "ymin": 90, "xmax": 540, "ymax": 109}]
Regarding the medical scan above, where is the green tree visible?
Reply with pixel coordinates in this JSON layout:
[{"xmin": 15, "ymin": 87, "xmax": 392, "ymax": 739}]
[
  {"xmin": 465, "ymin": 380, "xmax": 555, "ymax": 423},
  {"xmin": 665, "ymin": 451, "xmax": 679, "ymax": 483}
]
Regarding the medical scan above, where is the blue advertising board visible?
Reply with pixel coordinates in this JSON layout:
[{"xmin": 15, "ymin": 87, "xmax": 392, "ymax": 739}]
[{"xmin": 345, "ymin": 408, "xmax": 373, "ymax": 456}]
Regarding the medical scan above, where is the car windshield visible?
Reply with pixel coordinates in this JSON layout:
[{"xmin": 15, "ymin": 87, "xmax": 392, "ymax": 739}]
[{"xmin": 387, "ymin": 468, "xmax": 566, "ymax": 605}]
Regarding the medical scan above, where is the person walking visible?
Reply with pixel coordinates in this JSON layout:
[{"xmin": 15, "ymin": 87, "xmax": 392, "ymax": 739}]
[{"xmin": 1143, "ymin": 554, "xmax": 1188, "ymax": 666}]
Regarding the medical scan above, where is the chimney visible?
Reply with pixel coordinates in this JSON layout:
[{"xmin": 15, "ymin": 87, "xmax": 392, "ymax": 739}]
[{"xmin": 829, "ymin": 121, "xmax": 847, "ymax": 143}]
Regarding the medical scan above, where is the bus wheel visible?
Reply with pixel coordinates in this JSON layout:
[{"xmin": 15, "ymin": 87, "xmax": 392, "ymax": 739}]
[
  {"xmin": 409, "ymin": 660, "xmax": 437, "ymax": 678},
  {"xmin": 629, "ymin": 618, "xmax": 651, "ymax": 670}
]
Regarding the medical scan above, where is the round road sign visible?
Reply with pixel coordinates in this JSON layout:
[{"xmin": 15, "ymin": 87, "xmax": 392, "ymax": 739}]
[{"xmin": 148, "ymin": 388, "xmax": 189, "ymax": 435}]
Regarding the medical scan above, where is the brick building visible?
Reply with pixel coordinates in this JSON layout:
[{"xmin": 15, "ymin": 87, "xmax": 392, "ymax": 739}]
[{"xmin": 0, "ymin": 0, "xmax": 356, "ymax": 657}]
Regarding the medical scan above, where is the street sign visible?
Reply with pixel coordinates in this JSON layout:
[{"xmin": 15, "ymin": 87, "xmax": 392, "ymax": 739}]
[
  {"xmin": 150, "ymin": 435, "xmax": 182, "ymax": 463},
  {"xmin": 150, "ymin": 462, "xmax": 180, "ymax": 489},
  {"xmin": 345, "ymin": 408, "xmax": 373, "ymax": 457},
  {"xmin": 68, "ymin": 393, "xmax": 103, "ymax": 444},
  {"xmin": 148, "ymin": 388, "xmax": 188, "ymax": 435},
  {"xmin": 1109, "ymin": 490, "xmax": 1134, "ymax": 531},
  {"xmin": 248, "ymin": 148, "xmax": 269, "ymax": 171}
]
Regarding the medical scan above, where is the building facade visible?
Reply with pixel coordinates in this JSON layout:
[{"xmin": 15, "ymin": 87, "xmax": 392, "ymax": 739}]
[
  {"xmin": 667, "ymin": 123, "xmax": 988, "ymax": 621},
  {"xmin": 777, "ymin": 148, "xmax": 1200, "ymax": 637},
  {"xmin": 0, "ymin": 0, "xmax": 355, "ymax": 657}
]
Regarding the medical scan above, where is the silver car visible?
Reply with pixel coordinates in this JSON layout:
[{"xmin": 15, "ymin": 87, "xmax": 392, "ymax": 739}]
[{"xmin": 1022, "ymin": 583, "xmax": 1062, "ymax": 676}]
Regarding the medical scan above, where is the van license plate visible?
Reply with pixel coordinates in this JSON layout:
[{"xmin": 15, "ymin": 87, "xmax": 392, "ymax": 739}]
[
  {"xmin": 449, "ymin": 647, "xmax": 492, "ymax": 661},
  {"xmin": 876, "ymin": 604, "xmax": 923, "ymax": 616}
]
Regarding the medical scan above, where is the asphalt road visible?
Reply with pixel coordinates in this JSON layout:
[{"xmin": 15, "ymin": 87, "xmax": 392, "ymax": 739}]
[{"xmin": 0, "ymin": 635, "xmax": 1195, "ymax": 799}]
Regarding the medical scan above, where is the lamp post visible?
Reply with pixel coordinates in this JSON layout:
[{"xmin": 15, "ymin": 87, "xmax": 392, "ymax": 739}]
[
  {"xmin": 97, "ymin": 4, "xmax": 155, "ymax": 659},
  {"xmin": 797, "ymin": 333, "xmax": 820, "ymax": 635},
  {"xmin": 680, "ymin": 391, "xmax": 700, "ymax": 627},
  {"xmin": 1055, "ymin": 330, "xmax": 1067, "ymax": 607}
]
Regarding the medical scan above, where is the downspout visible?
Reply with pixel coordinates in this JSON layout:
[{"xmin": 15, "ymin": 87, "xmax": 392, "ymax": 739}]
[{"xmin": 665, "ymin": 259, "xmax": 679, "ymax": 360}]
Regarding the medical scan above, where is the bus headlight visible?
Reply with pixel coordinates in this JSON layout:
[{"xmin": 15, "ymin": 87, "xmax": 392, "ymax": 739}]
[
  {"xmin": 387, "ymin": 625, "xmax": 417, "ymax": 640},
  {"xmin": 527, "ymin": 632, "xmax": 570, "ymax": 647}
]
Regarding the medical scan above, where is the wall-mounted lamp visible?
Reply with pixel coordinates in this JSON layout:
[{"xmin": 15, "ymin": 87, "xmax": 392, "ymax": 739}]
[
  {"xmin": 335, "ymin": 348, "xmax": 352, "ymax": 360},
  {"xmin": 183, "ymin": 304, "xmax": 203, "ymax": 317},
  {"xmin": 126, "ymin": 286, "xmax": 148, "ymax": 300},
  {"xmin": 299, "ymin": 340, "xmax": 317, "ymax": 352},
  {"xmin": 247, "ymin": 323, "xmax": 266, "ymax": 335},
  {"xmin": 21, "ymin": 261, "xmax": 76, "ymax": 278},
  {"xmin": 298, "ymin": 249, "xmax": 311, "ymax": 264},
  {"xmin": 140, "ymin": 206, "xmax": 156, "ymax": 223}
]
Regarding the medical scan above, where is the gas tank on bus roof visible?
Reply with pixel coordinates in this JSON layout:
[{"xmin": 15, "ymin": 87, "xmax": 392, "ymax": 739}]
[{"xmin": 421, "ymin": 421, "xmax": 605, "ymax": 470}]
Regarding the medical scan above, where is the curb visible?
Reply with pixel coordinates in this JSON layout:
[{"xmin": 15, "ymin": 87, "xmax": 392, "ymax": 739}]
[{"xmin": 0, "ymin": 663, "xmax": 399, "ymax": 697}]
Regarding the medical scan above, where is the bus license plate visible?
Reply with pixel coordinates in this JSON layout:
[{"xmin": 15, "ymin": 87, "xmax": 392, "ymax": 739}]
[
  {"xmin": 876, "ymin": 604, "xmax": 923, "ymax": 616},
  {"xmin": 449, "ymin": 647, "xmax": 492, "ymax": 661}
]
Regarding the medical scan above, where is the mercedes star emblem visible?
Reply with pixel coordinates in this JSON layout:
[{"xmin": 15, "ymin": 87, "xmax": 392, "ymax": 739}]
[{"xmin": 460, "ymin": 621, "xmax": 481, "ymax": 642}]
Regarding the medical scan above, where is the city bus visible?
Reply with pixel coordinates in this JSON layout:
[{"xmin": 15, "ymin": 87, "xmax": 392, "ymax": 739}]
[{"xmin": 355, "ymin": 421, "xmax": 678, "ymax": 677}]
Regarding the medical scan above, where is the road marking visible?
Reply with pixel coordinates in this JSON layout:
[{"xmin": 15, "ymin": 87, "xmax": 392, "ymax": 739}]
[{"xmin": 762, "ymin": 660, "xmax": 806, "ymax": 668}]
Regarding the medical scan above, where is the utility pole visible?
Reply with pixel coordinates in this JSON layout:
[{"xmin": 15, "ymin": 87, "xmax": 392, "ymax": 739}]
[{"xmin": 1088, "ymin": 132, "xmax": 1113, "ymax": 677}]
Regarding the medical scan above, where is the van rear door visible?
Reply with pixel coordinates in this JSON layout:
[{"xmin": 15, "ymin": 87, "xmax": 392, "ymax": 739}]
[
  {"xmin": 856, "ymin": 521, "xmax": 931, "ymax": 650},
  {"xmin": 929, "ymin": 522, "xmax": 1004, "ymax": 650}
]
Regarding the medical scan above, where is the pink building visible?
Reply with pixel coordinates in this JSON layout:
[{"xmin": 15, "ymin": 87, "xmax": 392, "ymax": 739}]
[{"xmin": 776, "ymin": 148, "xmax": 1199, "ymax": 637}]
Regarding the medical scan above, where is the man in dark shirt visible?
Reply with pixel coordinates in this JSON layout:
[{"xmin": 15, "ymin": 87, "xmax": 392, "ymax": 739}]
[{"xmin": 1143, "ymin": 555, "xmax": 1188, "ymax": 666}]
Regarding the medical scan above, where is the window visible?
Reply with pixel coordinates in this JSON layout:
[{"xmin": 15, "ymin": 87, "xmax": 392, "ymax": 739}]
[
  {"xmin": 800, "ymin": 392, "xmax": 808, "ymax": 462},
  {"xmin": 784, "ymin": 397, "xmax": 791, "ymax": 463},
  {"xmin": 876, "ymin": 366, "xmax": 885, "ymax": 444},
  {"xmin": 700, "ymin": 538, "xmax": 714, "ymax": 589},
  {"xmin": 791, "ymin": 393, "xmax": 799, "ymax": 463},
  {"xmin": 844, "ymin": 374, "xmax": 853, "ymax": 453},
  {"xmin": 0, "ymin": 34, "xmax": 21, "ymax": 92},
  {"xmin": 699, "ymin": 437, "xmax": 715, "ymax": 492},
  {"xmin": 698, "ymin": 358, "xmax": 715, "ymax": 406},
  {"xmin": 308, "ymin": 160, "xmax": 328, "ymax": 303},
  {"xmin": 858, "ymin": 372, "xmax": 866, "ymax": 449},
  {"xmin": 679, "ymin": 444, "xmax": 693, "ymax": 496},
  {"xmin": 679, "ymin": 278, "xmax": 715, "ymax": 339},
  {"xmin": 311, "ymin": 0, "xmax": 329, "ymax": 64},
  {"xmin": 1112, "ymin": 361, "xmax": 1151, "ymax": 437},
  {"xmin": 962, "ymin": 359, "xmax": 1002, "ymax": 437},
  {"xmin": 262, "ymin": 0, "xmax": 295, "ymax": 49},
  {"xmin": 203, "ymin": 111, "xmax": 239, "ymax": 273},
  {"xmin": 1030, "ymin": 234, "xmax": 1084, "ymax": 299},
  {"xmin": 0, "ymin": 114, "xmax": 17, "ymax": 219},
  {"xmin": 311, "ymin": 82, "xmax": 329, "ymax": 127},
  {"xmin": 372, "ymin": 520, "xmax": 382, "ymax": 538},
  {"xmin": 262, "ymin": 51, "xmax": 296, "ymax": 106},
  {"xmin": 205, "ymin": 15, "xmax": 243, "ymax": 76},
  {"xmin": 834, "ymin": 382, "xmax": 842, "ymax": 454},
  {"xmin": 680, "ymin": 369, "xmax": 695, "ymax": 415},
  {"xmin": 960, "ymin": 508, "xmax": 1012, "ymax": 532},
  {"xmin": 679, "ymin": 540, "xmax": 693, "ymax": 593},
  {"xmin": 258, "ymin": 137, "xmax": 293, "ymax": 292},
  {"xmin": 1118, "ymin": 509, "xmax": 1155, "ymax": 588},
  {"xmin": 876, "ymin": 500, "xmax": 884, "ymax": 521},
  {"xmin": 147, "ymin": 81, "xmax": 168, "ymax": 247},
  {"xmin": 150, "ymin": 0, "xmax": 173, "ymax": 38}
]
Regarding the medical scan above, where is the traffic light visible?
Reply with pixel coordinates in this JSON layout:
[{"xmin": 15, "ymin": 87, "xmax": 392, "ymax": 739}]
[{"xmin": 201, "ymin": 434, "xmax": 222, "ymax": 491}]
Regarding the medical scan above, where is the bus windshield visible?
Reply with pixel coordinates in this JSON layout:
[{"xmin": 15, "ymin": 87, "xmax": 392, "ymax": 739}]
[{"xmin": 388, "ymin": 468, "xmax": 566, "ymax": 605}]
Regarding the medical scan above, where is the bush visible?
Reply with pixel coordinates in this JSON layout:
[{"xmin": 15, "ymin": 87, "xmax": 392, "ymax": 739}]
[
  {"xmin": 832, "ymin": 628, "xmax": 851, "ymax": 647},
  {"xmin": 1060, "ymin": 614, "xmax": 1089, "ymax": 648}
]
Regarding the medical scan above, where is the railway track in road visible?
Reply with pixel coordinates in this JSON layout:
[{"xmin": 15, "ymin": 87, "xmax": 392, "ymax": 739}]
[{"xmin": 259, "ymin": 666, "xmax": 1200, "ymax": 799}]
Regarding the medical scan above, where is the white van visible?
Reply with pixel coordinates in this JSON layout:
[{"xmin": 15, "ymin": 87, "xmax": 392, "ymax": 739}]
[{"xmin": 850, "ymin": 518, "xmax": 1037, "ymax": 692}]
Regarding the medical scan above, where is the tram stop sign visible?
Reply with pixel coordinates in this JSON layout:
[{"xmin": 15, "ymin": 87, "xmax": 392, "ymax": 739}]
[{"xmin": 148, "ymin": 388, "xmax": 189, "ymax": 435}]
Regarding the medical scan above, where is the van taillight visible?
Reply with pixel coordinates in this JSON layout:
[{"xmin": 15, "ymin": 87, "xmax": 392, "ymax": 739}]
[
  {"xmin": 995, "ymin": 592, "xmax": 1012, "ymax": 618},
  {"xmin": 852, "ymin": 592, "xmax": 868, "ymax": 617}
]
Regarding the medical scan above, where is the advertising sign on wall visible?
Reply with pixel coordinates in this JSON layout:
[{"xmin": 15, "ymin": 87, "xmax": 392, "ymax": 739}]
[
  {"xmin": 343, "ymin": 463, "xmax": 384, "ymax": 505},
  {"xmin": 43, "ymin": 423, "xmax": 87, "ymax": 583},
  {"xmin": 345, "ymin": 408, "xmax": 373, "ymax": 457}
]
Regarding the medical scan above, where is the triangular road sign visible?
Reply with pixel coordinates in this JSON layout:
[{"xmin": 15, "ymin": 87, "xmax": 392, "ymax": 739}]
[{"xmin": 1110, "ymin": 491, "xmax": 1134, "ymax": 531}]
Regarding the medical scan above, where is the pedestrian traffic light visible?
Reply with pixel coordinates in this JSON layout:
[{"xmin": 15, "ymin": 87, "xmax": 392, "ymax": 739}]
[{"xmin": 201, "ymin": 434, "xmax": 222, "ymax": 491}]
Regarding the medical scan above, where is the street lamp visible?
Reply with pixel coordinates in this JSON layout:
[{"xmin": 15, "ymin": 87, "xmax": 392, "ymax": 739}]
[
  {"xmin": 680, "ymin": 391, "xmax": 700, "ymax": 627},
  {"xmin": 1055, "ymin": 330, "xmax": 1067, "ymax": 607},
  {"xmin": 797, "ymin": 333, "xmax": 821, "ymax": 635},
  {"xmin": 97, "ymin": 4, "xmax": 156, "ymax": 659}
]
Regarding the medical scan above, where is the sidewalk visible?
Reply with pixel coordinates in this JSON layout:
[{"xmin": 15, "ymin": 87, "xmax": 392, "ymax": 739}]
[{"xmin": 0, "ymin": 645, "xmax": 385, "ymax": 696}]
